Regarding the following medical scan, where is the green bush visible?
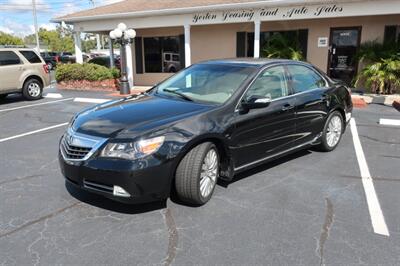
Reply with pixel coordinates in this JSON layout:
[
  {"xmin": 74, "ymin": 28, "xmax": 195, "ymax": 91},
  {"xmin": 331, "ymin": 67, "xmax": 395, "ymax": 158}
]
[{"xmin": 56, "ymin": 63, "xmax": 117, "ymax": 82}]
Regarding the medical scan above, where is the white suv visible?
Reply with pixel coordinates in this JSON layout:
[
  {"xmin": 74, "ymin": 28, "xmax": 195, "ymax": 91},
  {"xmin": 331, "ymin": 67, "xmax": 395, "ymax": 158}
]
[{"xmin": 0, "ymin": 48, "xmax": 50, "ymax": 100}]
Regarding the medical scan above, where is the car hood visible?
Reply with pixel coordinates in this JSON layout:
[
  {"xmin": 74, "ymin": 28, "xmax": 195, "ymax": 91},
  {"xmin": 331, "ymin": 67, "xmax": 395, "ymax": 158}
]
[{"xmin": 72, "ymin": 94, "xmax": 213, "ymax": 138}]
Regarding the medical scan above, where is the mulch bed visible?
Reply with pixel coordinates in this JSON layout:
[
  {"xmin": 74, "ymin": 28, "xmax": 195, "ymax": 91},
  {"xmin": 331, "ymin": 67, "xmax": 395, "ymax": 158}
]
[{"xmin": 57, "ymin": 79, "xmax": 119, "ymax": 91}]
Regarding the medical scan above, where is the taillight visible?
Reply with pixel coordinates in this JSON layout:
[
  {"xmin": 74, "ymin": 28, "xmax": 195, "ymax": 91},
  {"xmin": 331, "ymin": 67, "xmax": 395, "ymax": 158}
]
[{"xmin": 43, "ymin": 64, "xmax": 49, "ymax": 74}]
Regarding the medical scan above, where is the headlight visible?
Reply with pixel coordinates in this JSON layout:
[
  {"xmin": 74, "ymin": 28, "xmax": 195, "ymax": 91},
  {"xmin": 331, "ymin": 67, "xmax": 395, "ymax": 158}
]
[{"xmin": 100, "ymin": 136, "xmax": 165, "ymax": 160}]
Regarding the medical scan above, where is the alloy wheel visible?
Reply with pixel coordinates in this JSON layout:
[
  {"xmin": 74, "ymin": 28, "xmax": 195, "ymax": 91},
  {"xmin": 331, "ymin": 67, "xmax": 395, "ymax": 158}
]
[
  {"xmin": 326, "ymin": 115, "xmax": 342, "ymax": 148},
  {"xmin": 199, "ymin": 149, "xmax": 218, "ymax": 198},
  {"xmin": 28, "ymin": 82, "xmax": 41, "ymax": 97}
]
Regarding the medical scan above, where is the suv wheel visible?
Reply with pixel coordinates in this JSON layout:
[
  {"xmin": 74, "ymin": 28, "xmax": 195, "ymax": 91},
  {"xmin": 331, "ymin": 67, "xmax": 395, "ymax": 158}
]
[
  {"xmin": 318, "ymin": 111, "xmax": 344, "ymax": 152},
  {"xmin": 175, "ymin": 142, "xmax": 219, "ymax": 205},
  {"xmin": 23, "ymin": 78, "xmax": 43, "ymax": 100}
]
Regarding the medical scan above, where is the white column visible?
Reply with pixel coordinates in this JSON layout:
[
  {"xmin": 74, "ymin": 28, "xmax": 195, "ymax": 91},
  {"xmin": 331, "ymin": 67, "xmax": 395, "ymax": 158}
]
[
  {"xmin": 126, "ymin": 43, "xmax": 134, "ymax": 88},
  {"xmin": 108, "ymin": 37, "xmax": 114, "ymax": 68},
  {"xmin": 96, "ymin": 34, "xmax": 101, "ymax": 51},
  {"xmin": 74, "ymin": 32, "xmax": 83, "ymax": 64},
  {"xmin": 254, "ymin": 20, "xmax": 261, "ymax": 59},
  {"xmin": 184, "ymin": 24, "xmax": 191, "ymax": 67}
]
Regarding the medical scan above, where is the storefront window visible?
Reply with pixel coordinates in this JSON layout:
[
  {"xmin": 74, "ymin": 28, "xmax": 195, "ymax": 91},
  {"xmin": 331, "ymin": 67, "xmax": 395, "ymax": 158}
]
[
  {"xmin": 144, "ymin": 36, "xmax": 182, "ymax": 73},
  {"xmin": 246, "ymin": 30, "xmax": 308, "ymax": 59}
]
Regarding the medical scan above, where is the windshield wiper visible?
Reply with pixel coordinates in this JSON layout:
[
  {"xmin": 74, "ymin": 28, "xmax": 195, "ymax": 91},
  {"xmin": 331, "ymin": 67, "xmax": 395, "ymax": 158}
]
[{"xmin": 163, "ymin": 89, "xmax": 193, "ymax": 102}]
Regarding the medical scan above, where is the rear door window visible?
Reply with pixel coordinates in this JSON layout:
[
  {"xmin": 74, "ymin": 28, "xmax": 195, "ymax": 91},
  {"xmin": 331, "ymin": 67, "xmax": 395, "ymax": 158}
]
[
  {"xmin": 19, "ymin": 50, "xmax": 42, "ymax": 64},
  {"xmin": 0, "ymin": 51, "xmax": 21, "ymax": 66},
  {"xmin": 287, "ymin": 65, "xmax": 326, "ymax": 93}
]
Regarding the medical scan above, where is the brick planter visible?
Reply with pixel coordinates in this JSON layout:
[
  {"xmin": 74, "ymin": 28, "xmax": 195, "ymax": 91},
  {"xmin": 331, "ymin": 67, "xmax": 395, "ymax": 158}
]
[{"xmin": 57, "ymin": 79, "xmax": 119, "ymax": 91}]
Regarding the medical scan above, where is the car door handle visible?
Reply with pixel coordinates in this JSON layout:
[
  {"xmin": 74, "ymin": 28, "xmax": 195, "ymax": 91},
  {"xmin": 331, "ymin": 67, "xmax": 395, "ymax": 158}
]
[{"xmin": 281, "ymin": 104, "xmax": 294, "ymax": 111}]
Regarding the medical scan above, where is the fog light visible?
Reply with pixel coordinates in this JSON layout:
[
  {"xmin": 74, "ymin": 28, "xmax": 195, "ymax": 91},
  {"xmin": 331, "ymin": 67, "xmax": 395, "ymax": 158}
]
[{"xmin": 113, "ymin": 186, "xmax": 131, "ymax": 198}]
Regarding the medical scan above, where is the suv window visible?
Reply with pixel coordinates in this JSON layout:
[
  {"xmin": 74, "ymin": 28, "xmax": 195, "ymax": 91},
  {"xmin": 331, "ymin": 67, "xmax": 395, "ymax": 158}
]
[
  {"xmin": 287, "ymin": 65, "xmax": 326, "ymax": 93},
  {"xmin": 172, "ymin": 55, "xmax": 179, "ymax": 61},
  {"xmin": 19, "ymin": 50, "xmax": 42, "ymax": 63},
  {"xmin": 245, "ymin": 66, "xmax": 289, "ymax": 101},
  {"xmin": 0, "ymin": 51, "xmax": 21, "ymax": 66}
]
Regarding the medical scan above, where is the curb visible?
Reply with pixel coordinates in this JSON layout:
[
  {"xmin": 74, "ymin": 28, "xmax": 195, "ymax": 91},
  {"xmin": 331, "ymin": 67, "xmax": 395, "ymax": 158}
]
[{"xmin": 352, "ymin": 96, "xmax": 367, "ymax": 108}]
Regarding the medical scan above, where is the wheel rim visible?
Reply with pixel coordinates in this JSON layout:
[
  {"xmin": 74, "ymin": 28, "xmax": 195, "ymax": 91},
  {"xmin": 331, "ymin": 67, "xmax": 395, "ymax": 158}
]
[
  {"xmin": 28, "ymin": 82, "xmax": 41, "ymax": 97},
  {"xmin": 199, "ymin": 149, "xmax": 218, "ymax": 198},
  {"xmin": 326, "ymin": 115, "xmax": 342, "ymax": 148},
  {"xmin": 47, "ymin": 63, "xmax": 52, "ymax": 69}
]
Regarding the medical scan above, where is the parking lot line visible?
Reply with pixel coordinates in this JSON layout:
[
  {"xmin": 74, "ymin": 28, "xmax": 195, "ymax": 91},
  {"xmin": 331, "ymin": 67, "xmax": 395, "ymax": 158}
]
[
  {"xmin": 0, "ymin": 98, "xmax": 73, "ymax": 112},
  {"xmin": 0, "ymin": 123, "xmax": 68, "ymax": 143},
  {"xmin": 74, "ymin": 98, "xmax": 111, "ymax": 104},
  {"xmin": 350, "ymin": 118, "xmax": 389, "ymax": 236},
  {"xmin": 379, "ymin": 118, "xmax": 400, "ymax": 126},
  {"xmin": 44, "ymin": 93, "xmax": 63, "ymax": 99}
]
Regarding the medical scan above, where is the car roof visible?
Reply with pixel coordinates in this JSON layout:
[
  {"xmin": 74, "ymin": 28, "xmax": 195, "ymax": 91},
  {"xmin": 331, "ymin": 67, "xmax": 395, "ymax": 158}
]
[{"xmin": 200, "ymin": 58, "xmax": 308, "ymax": 68}]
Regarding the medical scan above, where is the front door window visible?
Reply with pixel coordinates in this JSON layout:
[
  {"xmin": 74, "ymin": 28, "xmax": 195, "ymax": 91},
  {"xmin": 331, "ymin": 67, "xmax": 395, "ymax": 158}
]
[{"xmin": 328, "ymin": 28, "xmax": 361, "ymax": 85}]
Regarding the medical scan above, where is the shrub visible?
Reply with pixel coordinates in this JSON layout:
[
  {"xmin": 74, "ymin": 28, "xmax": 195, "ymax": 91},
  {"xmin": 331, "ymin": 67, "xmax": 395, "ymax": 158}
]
[{"xmin": 56, "ymin": 63, "xmax": 117, "ymax": 82}]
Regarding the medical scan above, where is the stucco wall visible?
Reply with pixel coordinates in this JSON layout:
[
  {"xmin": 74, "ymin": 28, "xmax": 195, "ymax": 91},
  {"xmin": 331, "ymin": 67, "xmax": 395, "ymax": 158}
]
[
  {"xmin": 261, "ymin": 14, "xmax": 400, "ymax": 72},
  {"xmin": 131, "ymin": 14, "xmax": 400, "ymax": 86}
]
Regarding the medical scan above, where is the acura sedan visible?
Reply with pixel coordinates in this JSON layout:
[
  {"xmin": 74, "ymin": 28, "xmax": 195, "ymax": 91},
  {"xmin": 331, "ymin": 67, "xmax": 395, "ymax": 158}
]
[{"xmin": 59, "ymin": 59, "xmax": 353, "ymax": 206}]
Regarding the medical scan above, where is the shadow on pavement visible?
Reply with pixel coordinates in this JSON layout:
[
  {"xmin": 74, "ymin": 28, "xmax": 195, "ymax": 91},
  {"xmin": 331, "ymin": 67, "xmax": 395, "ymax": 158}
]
[
  {"xmin": 219, "ymin": 149, "xmax": 313, "ymax": 187},
  {"xmin": 65, "ymin": 181, "xmax": 166, "ymax": 214},
  {"xmin": 0, "ymin": 94, "xmax": 28, "ymax": 106}
]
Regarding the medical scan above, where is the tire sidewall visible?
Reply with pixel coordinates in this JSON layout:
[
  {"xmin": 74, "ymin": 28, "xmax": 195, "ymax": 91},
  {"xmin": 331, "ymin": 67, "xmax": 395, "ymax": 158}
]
[
  {"xmin": 321, "ymin": 111, "xmax": 344, "ymax": 151},
  {"xmin": 197, "ymin": 143, "xmax": 219, "ymax": 204},
  {"xmin": 23, "ymin": 79, "xmax": 43, "ymax": 100}
]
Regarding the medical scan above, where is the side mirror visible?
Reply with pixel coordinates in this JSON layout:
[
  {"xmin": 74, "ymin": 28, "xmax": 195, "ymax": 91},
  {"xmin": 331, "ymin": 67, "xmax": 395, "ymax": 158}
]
[{"xmin": 240, "ymin": 95, "xmax": 272, "ymax": 113}]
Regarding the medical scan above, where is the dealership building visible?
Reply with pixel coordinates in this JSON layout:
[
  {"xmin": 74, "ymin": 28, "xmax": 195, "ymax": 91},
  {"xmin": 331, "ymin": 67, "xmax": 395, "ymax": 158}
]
[{"xmin": 54, "ymin": 0, "xmax": 400, "ymax": 87}]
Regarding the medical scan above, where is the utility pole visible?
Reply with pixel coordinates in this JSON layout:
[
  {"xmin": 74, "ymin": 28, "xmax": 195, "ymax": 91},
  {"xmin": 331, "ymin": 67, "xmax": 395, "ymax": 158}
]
[{"xmin": 32, "ymin": 0, "xmax": 40, "ymax": 52}]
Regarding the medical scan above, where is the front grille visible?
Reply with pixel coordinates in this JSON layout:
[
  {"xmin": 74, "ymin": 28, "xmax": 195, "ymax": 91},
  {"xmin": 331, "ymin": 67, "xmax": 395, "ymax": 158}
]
[{"xmin": 61, "ymin": 137, "xmax": 92, "ymax": 160}]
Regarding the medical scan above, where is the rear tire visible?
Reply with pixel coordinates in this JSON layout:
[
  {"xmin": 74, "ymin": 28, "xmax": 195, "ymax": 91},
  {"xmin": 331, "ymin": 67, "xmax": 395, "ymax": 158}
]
[
  {"xmin": 175, "ymin": 142, "xmax": 219, "ymax": 206},
  {"xmin": 22, "ymin": 78, "xmax": 43, "ymax": 100},
  {"xmin": 317, "ymin": 111, "xmax": 344, "ymax": 152}
]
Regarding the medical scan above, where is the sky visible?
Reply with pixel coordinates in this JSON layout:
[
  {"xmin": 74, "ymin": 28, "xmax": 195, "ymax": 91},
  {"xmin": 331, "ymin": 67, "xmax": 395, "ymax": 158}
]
[{"xmin": 0, "ymin": 0, "xmax": 123, "ymax": 37}]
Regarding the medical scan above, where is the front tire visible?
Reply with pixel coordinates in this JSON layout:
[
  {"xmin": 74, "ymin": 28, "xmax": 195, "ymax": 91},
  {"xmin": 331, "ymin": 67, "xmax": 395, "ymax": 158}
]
[
  {"xmin": 22, "ymin": 78, "xmax": 43, "ymax": 100},
  {"xmin": 318, "ymin": 111, "xmax": 344, "ymax": 152},
  {"xmin": 175, "ymin": 142, "xmax": 219, "ymax": 206}
]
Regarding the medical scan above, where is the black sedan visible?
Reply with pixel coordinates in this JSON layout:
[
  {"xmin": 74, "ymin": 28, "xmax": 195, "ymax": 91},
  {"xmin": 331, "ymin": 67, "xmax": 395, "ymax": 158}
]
[{"xmin": 59, "ymin": 59, "xmax": 352, "ymax": 206}]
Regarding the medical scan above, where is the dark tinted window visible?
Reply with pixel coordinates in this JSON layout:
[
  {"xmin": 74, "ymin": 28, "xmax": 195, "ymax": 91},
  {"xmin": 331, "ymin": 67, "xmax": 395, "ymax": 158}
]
[
  {"xmin": 287, "ymin": 65, "xmax": 326, "ymax": 93},
  {"xmin": 245, "ymin": 66, "xmax": 289, "ymax": 100},
  {"xmin": 0, "ymin": 51, "xmax": 21, "ymax": 66},
  {"xmin": 144, "ymin": 36, "xmax": 181, "ymax": 73},
  {"xmin": 19, "ymin": 50, "xmax": 42, "ymax": 63}
]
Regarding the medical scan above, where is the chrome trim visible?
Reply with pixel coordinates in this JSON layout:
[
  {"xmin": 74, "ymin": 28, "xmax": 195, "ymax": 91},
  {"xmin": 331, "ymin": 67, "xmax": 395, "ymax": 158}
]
[
  {"xmin": 60, "ymin": 127, "xmax": 108, "ymax": 162},
  {"xmin": 83, "ymin": 180, "xmax": 113, "ymax": 193},
  {"xmin": 235, "ymin": 63, "xmax": 329, "ymax": 112},
  {"xmin": 234, "ymin": 136, "xmax": 319, "ymax": 172}
]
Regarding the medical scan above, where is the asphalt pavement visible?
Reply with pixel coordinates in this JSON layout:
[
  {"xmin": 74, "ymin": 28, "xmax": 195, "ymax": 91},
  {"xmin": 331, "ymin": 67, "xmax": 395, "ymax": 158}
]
[{"xmin": 0, "ymin": 88, "xmax": 399, "ymax": 265}]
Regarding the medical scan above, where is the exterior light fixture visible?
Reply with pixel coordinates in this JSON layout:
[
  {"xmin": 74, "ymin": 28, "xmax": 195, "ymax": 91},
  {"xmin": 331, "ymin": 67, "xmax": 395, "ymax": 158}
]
[{"xmin": 109, "ymin": 23, "xmax": 136, "ymax": 95}]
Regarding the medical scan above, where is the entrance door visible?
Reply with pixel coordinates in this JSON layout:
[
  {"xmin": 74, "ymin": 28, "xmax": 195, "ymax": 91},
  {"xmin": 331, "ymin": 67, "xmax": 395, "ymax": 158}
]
[{"xmin": 328, "ymin": 27, "xmax": 361, "ymax": 85}]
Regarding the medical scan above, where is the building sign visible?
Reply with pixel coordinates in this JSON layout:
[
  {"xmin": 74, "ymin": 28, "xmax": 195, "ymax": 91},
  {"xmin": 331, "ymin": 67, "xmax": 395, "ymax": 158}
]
[
  {"xmin": 318, "ymin": 37, "xmax": 329, "ymax": 47},
  {"xmin": 192, "ymin": 4, "xmax": 344, "ymax": 24}
]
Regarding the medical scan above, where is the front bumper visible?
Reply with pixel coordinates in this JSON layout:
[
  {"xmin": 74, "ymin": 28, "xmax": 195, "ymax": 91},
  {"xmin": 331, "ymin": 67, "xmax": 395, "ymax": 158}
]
[{"xmin": 59, "ymin": 152, "xmax": 175, "ymax": 204}]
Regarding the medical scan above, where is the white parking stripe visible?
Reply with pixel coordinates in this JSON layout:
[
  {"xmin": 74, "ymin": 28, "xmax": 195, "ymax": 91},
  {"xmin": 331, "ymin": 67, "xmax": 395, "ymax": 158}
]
[
  {"xmin": 0, "ymin": 123, "xmax": 68, "ymax": 143},
  {"xmin": 350, "ymin": 118, "xmax": 389, "ymax": 236},
  {"xmin": 74, "ymin": 98, "xmax": 110, "ymax": 104},
  {"xmin": 0, "ymin": 98, "xmax": 73, "ymax": 112},
  {"xmin": 44, "ymin": 93, "xmax": 63, "ymax": 99},
  {"xmin": 379, "ymin": 119, "xmax": 400, "ymax": 126}
]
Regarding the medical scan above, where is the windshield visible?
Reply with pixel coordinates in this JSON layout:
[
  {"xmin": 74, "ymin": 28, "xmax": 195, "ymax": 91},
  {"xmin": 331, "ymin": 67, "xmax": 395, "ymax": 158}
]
[{"xmin": 155, "ymin": 64, "xmax": 254, "ymax": 104}]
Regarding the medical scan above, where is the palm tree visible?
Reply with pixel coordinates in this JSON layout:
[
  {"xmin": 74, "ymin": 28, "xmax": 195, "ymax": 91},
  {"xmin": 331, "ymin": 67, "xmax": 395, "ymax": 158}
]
[{"xmin": 261, "ymin": 32, "xmax": 304, "ymax": 61}]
